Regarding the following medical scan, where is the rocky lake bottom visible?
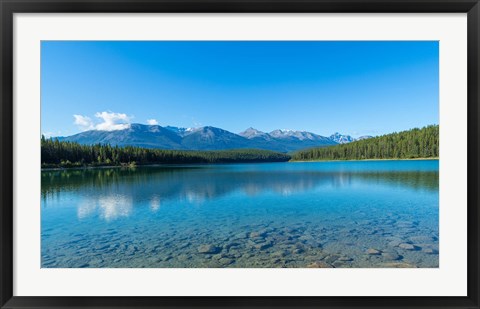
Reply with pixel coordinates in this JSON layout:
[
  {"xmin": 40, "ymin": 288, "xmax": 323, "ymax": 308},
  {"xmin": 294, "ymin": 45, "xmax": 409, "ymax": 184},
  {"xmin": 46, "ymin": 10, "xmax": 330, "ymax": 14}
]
[{"xmin": 41, "ymin": 161, "xmax": 439, "ymax": 268}]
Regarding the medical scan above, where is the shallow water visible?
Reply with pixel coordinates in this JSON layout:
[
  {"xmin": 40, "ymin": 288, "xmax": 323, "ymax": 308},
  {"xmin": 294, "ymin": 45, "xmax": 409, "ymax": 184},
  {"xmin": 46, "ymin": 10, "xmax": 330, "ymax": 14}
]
[{"xmin": 41, "ymin": 160, "xmax": 439, "ymax": 268}]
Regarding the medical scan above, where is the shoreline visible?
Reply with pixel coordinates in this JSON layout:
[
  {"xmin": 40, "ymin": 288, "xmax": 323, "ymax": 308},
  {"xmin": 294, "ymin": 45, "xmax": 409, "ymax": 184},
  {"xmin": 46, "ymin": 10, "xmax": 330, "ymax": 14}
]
[
  {"xmin": 41, "ymin": 157, "xmax": 439, "ymax": 171},
  {"xmin": 290, "ymin": 157, "xmax": 439, "ymax": 163},
  {"xmin": 41, "ymin": 161, "xmax": 289, "ymax": 171}
]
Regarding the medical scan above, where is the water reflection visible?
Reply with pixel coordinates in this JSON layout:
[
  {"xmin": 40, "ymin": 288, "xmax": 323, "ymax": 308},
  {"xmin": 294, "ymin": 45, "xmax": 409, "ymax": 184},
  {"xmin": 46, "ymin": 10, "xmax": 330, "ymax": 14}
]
[
  {"xmin": 42, "ymin": 163, "xmax": 438, "ymax": 205},
  {"xmin": 41, "ymin": 162, "xmax": 438, "ymax": 221},
  {"xmin": 41, "ymin": 161, "xmax": 439, "ymax": 268},
  {"xmin": 150, "ymin": 195, "xmax": 161, "ymax": 212},
  {"xmin": 77, "ymin": 195, "xmax": 132, "ymax": 221}
]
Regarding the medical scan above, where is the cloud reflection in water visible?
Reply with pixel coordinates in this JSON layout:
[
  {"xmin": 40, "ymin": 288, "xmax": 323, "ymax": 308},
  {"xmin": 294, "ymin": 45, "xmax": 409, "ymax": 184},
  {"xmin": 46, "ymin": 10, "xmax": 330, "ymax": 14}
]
[
  {"xmin": 40, "ymin": 162, "xmax": 439, "ymax": 222},
  {"xmin": 77, "ymin": 194, "xmax": 132, "ymax": 221}
]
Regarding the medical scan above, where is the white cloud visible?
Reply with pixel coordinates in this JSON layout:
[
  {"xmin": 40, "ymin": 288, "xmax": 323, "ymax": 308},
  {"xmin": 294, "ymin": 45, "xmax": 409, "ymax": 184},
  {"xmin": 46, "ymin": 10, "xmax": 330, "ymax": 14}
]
[
  {"xmin": 73, "ymin": 115, "xmax": 94, "ymax": 131},
  {"xmin": 147, "ymin": 119, "xmax": 159, "ymax": 125},
  {"xmin": 42, "ymin": 131, "xmax": 64, "ymax": 138},
  {"xmin": 73, "ymin": 111, "xmax": 132, "ymax": 132},
  {"xmin": 94, "ymin": 111, "xmax": 131, "ymax": 131}
]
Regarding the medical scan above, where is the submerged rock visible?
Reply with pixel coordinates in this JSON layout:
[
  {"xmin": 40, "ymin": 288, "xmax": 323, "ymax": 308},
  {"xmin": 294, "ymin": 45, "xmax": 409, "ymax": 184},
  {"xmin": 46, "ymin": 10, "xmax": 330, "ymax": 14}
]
[
  {"xmin": 380, "ymin": 262, "xmax": 418, "ymax": 268},
  {"xmin": 398, "ymin": 243, "xmax": 416, "ymax": 250},
  {"xmin": 223, "ymin": 242, "xmax": 241, "ymax": 250},
  {"xmin": 233, "ymin": 232, "xmax": 248, "ymax": 239},
  {"xmin": 381, "ymin": 251, "xmax": 401, "ymax": 261},
  {"xmin": 324, "ymin": 254, "xmax": 341, "ymax": 263},
  {"xmin": 272, "ymin": 250, "xmax": 289, "ymax": 258},
  {"xmin": 388, "ymin": 240, "xmax": 402, "ymax": 247},
  {"xmin": 254, "ymin": 242, "xmax": 272, "ymax": 250},
  {"xmin": 250, "ymin": 230, "xmax": 267, "ymax": 238},
  {"xmin": 219, "ymin": 257, "xmax": 234, "ymax": 265},
  {"xmin": 409, "ymin": 236, "xmax": 436, "ymax": 243},
  {"xmin": 307, "ymin": 261, "xmax": 334, "ymax": 268},
  {"xmin": 366, "ymin": 248, "xmax": 382, "ymax": 255},
  {"xmin": 332, "ymin": 261, "xmax": 346, "ymax": 268},
  {"xmin": 197, "ymin": 244, "xmax": 221, "ymax": 254},
  {"xmin": 292, "ymin": 248, "xmax": 304, "ymax": 254},
  {"xmin": 422, "ymin": 248, "xmax": 438, "ymax": 254}
]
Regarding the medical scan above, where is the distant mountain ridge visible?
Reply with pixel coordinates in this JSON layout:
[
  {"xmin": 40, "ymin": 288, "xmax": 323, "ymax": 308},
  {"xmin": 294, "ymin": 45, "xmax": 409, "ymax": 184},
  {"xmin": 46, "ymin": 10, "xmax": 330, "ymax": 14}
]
[{"xmin": 57, "ymin": 124, "xmax": 371, "ymax": 152}]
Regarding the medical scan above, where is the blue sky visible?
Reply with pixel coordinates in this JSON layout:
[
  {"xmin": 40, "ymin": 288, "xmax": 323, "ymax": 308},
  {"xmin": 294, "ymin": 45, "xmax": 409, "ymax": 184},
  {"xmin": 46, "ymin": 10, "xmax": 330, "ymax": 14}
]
[{"xmin": 41, "ymin": 41, "xmax": 439, "ymax": 138}]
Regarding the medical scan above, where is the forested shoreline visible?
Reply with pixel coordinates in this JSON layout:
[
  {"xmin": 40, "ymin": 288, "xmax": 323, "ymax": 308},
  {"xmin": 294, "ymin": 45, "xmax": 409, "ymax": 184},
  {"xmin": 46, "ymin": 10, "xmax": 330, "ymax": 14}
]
[
  {"xmin": 291, "ymin": 125, "xmax": 439, "ymax": 161},
  {"xmin": 42, "ymin": 125, "xmax": 438, "ymax": 168},
  {"xmin": 41, "ymin": 137, "xmax": 291, "ymax": 168}
]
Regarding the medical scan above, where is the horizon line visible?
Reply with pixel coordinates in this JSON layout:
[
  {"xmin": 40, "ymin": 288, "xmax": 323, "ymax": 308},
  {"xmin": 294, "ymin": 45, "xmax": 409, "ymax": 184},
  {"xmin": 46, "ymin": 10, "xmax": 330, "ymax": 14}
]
[{"xmin": 43, "ymin": 123, "xmax": 439, "ymax": 139}]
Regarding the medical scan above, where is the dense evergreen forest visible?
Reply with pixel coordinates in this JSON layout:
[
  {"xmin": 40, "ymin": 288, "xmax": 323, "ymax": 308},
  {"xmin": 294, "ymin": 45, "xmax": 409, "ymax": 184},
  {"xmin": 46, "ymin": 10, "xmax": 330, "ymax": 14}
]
[
  {"xmin": 42, "ymin": 125, "xmax": 438, "ymax": 168},
  {"xmin": 41, "ymin": 137, "xmax": 291, "ymax": 168},
  {"xmin": 291, "ymin": 125, "xmax": 439, "ymax": 161}
]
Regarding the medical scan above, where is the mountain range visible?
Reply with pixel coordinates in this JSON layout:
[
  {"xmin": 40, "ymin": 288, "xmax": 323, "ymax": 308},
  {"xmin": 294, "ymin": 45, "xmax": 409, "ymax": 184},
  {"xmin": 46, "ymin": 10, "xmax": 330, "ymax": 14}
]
[{"xmin": 57, "ymin": 124, "xmax": 372, "ymax": 153}]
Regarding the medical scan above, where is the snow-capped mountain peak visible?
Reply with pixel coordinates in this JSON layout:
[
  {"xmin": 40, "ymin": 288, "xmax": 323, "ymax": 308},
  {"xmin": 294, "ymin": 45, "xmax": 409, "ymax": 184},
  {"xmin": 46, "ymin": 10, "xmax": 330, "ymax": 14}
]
[
  {"xmin": 329, "ymin": 132, "xmax": 355, "ymax": 144},
  {"xmin": 57, "ymin": 123, "xmax": 371, "ymax": 152},
  {"xmin": 239, "ymin": 127, "xmax": 267, "ymax": 139}
]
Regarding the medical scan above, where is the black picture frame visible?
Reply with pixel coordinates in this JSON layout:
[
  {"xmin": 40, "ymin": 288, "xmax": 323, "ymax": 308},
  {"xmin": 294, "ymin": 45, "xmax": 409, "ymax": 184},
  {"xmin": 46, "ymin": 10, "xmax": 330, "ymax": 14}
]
[{"xmin": 1, "ymin": 0, "xmax": 479, "ymax": 308}]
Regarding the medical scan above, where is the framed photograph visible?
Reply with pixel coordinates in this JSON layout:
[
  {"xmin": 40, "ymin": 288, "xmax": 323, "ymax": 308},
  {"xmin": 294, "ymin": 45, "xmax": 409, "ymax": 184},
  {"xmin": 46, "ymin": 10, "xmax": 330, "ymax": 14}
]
[{"xmin": 1, "ymin": 0, "xmax": 479, "ymax": 308}]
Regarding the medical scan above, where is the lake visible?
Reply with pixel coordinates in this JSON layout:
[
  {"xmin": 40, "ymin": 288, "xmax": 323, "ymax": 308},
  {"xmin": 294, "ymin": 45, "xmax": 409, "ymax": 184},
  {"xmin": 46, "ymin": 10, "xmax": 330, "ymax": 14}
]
[{"xmin": 41, "ymin": 160, "xmax": 439, "ymax": 268}]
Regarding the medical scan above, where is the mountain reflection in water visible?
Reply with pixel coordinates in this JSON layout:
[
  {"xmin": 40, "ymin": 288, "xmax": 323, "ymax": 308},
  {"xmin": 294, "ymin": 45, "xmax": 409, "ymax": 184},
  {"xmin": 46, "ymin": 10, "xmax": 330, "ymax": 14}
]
[
  {"xmin": 42, "ymin": 163, "xmax": 438, "ymax": 219},
  {"xmin": 41, "ymin": 161, "xmax": 439, "ymax": 268}
]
